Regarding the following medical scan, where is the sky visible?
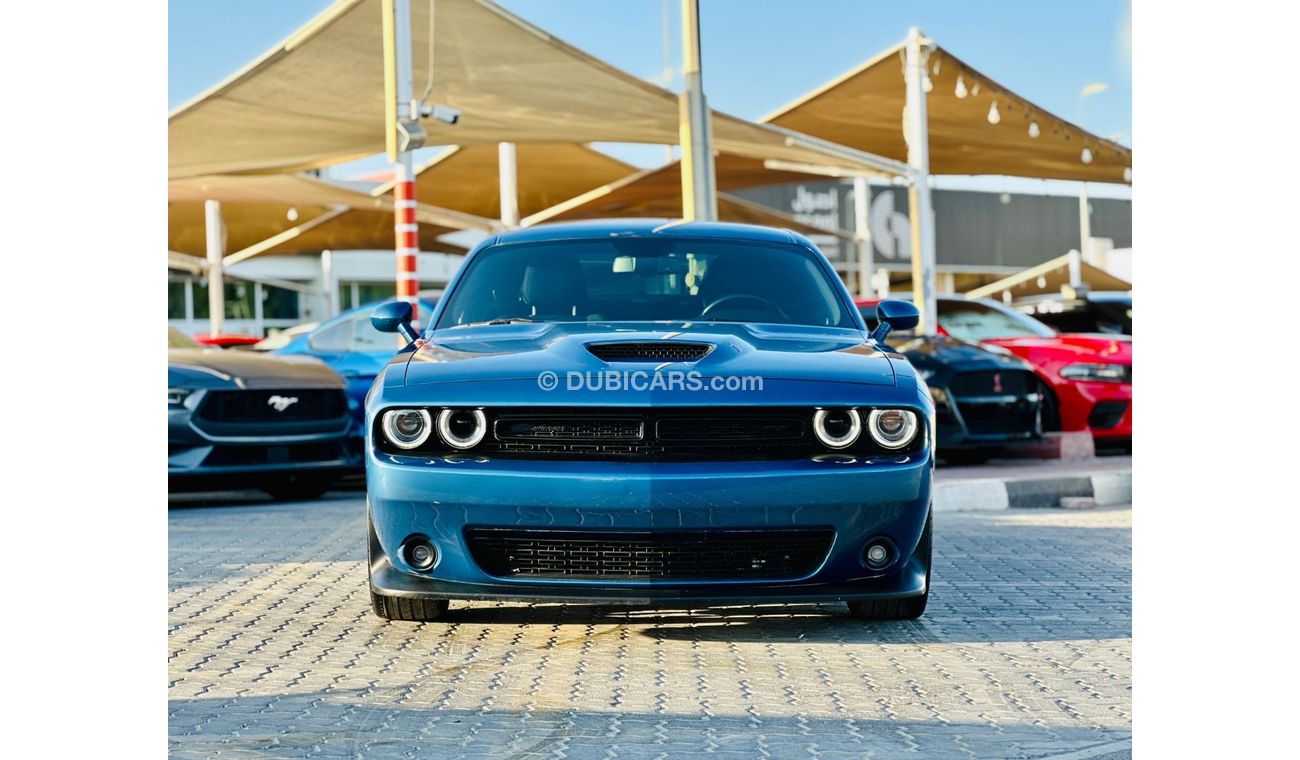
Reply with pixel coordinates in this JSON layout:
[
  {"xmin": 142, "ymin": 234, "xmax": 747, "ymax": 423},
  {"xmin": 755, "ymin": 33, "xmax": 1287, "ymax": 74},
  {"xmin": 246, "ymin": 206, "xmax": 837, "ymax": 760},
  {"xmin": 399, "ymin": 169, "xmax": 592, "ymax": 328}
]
[{"xmin": 168, "ymin": 0, "xmax": 1132, "ymax": 195}]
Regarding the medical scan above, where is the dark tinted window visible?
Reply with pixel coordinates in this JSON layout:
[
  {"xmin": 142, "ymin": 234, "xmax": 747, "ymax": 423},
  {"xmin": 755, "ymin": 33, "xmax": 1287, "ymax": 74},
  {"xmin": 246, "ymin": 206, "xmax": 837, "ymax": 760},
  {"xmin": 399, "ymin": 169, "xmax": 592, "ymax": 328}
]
[{"xmin": 436, "ymin": 238, "xmax": 852, "ymax": 329}]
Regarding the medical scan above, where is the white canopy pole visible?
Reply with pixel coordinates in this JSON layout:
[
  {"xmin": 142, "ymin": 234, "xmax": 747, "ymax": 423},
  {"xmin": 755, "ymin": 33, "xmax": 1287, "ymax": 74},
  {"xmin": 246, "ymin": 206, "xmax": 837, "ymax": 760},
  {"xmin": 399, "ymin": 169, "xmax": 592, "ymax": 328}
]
[
  {"xmin": 678, "ymin": 0, "xmax": 717, "ymax": 221},
  {"xmin": 498, "ymin": 142, "xmax": 521, "ymax": 228},
  {"xmin": 903, "ymin": 27, "xmax": 938, "ymax": 334},
  {"xmin": 853, "ymin": 176, "xmax": 873, "ymax": 299},
  {"xmin": 203, "ymin": 199, "xmax": 225, "ymax": 337}
]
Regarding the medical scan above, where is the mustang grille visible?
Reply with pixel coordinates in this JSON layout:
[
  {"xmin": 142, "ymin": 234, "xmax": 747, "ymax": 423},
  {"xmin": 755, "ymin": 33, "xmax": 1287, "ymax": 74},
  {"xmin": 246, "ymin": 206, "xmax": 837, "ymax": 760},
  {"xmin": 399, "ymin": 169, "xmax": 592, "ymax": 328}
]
[
  {"xmin": 586, "ymin": 342, "xmax": 712, "ymax": 362},
  {"xmin": 194, "ymin": 389, "xmax": 349, "ymax": 437},
  {"xmin": 465, "ymin": 528, "xmax": 834, "ymax": 580}
]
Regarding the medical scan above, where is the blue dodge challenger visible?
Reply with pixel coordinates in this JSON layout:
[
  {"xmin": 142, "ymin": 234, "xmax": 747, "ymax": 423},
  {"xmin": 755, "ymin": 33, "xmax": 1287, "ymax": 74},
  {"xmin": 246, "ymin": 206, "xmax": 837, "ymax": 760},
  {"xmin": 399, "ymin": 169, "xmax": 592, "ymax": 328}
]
[{"xmin": 365, "ymin": 220, "xmax": 934, "ymax": 621}]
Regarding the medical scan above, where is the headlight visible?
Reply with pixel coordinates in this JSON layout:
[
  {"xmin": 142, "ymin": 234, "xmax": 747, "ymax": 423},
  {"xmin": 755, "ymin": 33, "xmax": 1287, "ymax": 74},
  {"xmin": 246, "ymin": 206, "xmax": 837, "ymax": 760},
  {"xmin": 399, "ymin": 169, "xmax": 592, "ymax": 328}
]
[
  {"xmin": 382, "ymin": 408, "xmax": 433, "ymax": 449},
  {"xmin": 168, "ymin": 387, "xmax": 193, "ymax": 407},
  {"xmin": 437, "ymin": 408, "xmax": 487, "ymax": 450},
  {"xmin": 812, "ymin": 408, "xmax": 861, "ymax": 449},
  {"xmin": 868, "ymin": 409, "xmax": 919, "ymax": 449},
  {"xmin": 1059, "ymin": 363, "xmax": 1131, "ymax": 383}
]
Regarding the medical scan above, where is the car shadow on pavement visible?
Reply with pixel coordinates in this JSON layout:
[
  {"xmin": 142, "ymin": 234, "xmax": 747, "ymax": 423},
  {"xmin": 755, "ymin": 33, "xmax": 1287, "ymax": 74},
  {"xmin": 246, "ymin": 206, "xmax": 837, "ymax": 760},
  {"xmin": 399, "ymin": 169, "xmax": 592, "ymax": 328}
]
[{"xmin": 167, "ymin": 691, "xmax": 1133, "ymax": 759}]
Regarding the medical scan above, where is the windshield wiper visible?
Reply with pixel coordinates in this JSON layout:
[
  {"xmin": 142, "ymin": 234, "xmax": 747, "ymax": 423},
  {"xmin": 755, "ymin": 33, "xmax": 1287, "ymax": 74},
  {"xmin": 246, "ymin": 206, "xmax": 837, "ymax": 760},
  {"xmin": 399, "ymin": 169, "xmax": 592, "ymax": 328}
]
[{"xmin": 451, "ymin": 317, "xmax": 535, "ymax": 329}]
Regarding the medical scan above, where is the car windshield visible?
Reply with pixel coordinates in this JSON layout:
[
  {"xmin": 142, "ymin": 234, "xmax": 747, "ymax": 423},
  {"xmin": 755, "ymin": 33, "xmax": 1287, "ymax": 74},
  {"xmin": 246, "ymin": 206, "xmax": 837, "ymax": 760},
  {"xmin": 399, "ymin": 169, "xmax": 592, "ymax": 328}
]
[
  {"xmin": 168, "ymin": 327, "xmax": 199, "ymax": 349},
  {"xmin": 936, "ymin": 300, "xmax": 1055, "ymax": 340},
  {"xmin": 435, "ymin": 238, "xmax": 853, "ymax": 329}
]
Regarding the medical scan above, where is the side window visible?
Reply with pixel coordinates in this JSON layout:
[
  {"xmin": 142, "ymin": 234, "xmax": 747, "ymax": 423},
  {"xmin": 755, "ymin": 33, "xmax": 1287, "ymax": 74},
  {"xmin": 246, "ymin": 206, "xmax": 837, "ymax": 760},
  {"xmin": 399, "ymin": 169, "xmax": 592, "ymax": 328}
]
[
  {"xmin": 349, "ymin": 314, "xmax": 403, "ymax": 352},
  {"xmin": 308, "ymin": 319, "xmax": 351, "ymax": 352}
]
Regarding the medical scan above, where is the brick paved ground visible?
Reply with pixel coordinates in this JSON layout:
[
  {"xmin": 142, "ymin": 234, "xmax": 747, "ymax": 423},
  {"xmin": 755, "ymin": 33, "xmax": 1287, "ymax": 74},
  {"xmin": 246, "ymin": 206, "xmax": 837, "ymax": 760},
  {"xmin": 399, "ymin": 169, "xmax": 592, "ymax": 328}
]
[{"xmin": 168, "ymin": 494, "xmax": 1131, "ymax": 758}]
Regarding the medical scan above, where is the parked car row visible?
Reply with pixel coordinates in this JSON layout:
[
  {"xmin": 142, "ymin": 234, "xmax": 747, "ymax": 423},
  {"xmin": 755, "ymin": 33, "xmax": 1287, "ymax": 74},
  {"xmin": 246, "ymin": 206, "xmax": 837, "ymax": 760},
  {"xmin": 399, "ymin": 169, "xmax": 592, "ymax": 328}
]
[{"xmin": 170, "ymin": 263, "xmax": 1130, "ymax": 499}]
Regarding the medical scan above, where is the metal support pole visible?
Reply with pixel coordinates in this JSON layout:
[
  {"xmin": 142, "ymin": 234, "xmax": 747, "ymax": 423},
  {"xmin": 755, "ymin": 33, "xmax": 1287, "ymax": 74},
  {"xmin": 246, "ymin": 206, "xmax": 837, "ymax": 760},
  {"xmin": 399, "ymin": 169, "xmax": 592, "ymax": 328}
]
[
  {"xmin": 203, "ymin": 199, "xmax": 225, "ymax": 337},
  {"xmin": 384, "ymin": 0, "xmax": 421, "ymax": 324},
  {"xmin": 903, "ymin": 27, "xmax": 938, "ymax": 335},
  {"xmin": 1078, "ymin": 182, "xmax": 1091, "ymax": 261},
  {"xmin": 678, "ymin": 0, "xmax": 717, "ymax": 221},
  {"xmin": 853, "ymin": 177, "xmax": 873, "ymax": 299},
  {"xmin": 498, "ymin": 142, "xmax": 520, "ymax": 228}
]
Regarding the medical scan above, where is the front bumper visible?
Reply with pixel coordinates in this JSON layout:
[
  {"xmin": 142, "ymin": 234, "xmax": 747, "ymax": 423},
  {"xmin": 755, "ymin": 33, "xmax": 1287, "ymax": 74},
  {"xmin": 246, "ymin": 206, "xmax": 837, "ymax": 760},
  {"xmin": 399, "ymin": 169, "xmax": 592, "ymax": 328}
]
[
  {"xmin": 366, "ymin": 452, "xmax": 933, "ymax": 604},
  {"xmin": 1056, "ymin": 379, "xmax": 1132, "ymax": 440}
]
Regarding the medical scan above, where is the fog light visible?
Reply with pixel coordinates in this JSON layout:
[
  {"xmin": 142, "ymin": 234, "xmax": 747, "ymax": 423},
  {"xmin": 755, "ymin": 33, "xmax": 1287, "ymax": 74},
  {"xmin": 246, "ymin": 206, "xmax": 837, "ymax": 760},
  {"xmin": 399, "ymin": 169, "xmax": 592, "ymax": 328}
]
[
  {"xmin": 863, "ymin": 539, "xmax": 894, "ymax": 570},
  {"xmin": 402, "ymin": 537, "xmax": 437, "ymax": 571}
]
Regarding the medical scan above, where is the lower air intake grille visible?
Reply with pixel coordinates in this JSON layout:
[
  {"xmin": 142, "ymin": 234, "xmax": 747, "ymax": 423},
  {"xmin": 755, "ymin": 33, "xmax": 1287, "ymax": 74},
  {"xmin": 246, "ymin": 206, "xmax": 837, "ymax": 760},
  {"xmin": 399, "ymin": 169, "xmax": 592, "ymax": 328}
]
[
  {"xmin": 1088, "ymin": 400, "xmax": 1129, "ymax": 429},
  {"xmin": 465, "ymin": 528, "xmax": 834, "ymax": 580},
  {"xmin": 587, "ymin": 342, "xmax": 712, "ymax": 362}
]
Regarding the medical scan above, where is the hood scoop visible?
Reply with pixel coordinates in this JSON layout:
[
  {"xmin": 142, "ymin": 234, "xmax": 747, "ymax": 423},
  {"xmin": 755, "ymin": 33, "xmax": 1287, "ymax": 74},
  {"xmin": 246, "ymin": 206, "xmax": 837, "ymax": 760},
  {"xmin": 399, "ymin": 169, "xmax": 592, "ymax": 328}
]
[{"xmin": 586, "ymin": 341, "xmax": 713, "ymax": 362}]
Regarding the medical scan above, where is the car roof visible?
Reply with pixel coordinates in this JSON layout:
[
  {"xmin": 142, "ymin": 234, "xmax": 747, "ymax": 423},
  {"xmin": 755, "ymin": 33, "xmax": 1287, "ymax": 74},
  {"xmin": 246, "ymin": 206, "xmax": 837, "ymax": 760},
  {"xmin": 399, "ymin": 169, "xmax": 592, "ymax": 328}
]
[{"xmin": 487, "ymin": 218, "xmax": 805, "ymax": 247}]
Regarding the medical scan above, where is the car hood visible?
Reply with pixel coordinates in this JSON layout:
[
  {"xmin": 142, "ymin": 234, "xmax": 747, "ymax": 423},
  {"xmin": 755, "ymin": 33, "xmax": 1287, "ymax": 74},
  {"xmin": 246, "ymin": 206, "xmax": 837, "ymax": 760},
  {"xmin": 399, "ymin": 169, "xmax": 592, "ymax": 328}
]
[
  {"xmin": 402, "ymin": 322, "xmax": 896, "ymax": 387},
  {"xmin": 890, "ymin": 336, "xmax": 1033, "ymax": 372},
  {"xmin": 168, "ymin": 348, "xmax": 344, "ymax": 390},
  {"xmin": 981, "ymin": 333, "xmax": 1132, "ymax": 363}
]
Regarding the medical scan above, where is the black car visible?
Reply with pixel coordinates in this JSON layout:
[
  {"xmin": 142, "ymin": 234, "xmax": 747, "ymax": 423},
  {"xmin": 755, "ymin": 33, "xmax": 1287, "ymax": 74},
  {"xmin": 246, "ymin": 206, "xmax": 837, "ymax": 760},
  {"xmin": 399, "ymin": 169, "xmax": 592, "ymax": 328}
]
[
  {"xmin": 857, "ymin": 305, "xmax": 1041, "ymax": 464},
  {"xmin": 168, "ymin": 328, "xmax": 360, "ymax": 499},
  {"xmin": 1015, "ymin": 291, "xmax": 1132, "ymax": 335}
]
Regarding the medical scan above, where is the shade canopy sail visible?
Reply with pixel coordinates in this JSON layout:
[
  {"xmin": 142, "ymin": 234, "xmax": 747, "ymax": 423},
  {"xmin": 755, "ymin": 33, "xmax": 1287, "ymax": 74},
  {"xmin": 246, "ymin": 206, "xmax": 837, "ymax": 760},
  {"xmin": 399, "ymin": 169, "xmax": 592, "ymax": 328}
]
[
  {"xmin": 763, "ymin": 39, "xmax": 1131, "ymax": 183},
  {"xmin": 523, "ymin": 154, "xmax": 853, "ymax": 239},
  {"xmin": 964, "ymin": 254, "xmax": 1131, "ymax": 300},
  {"xmin": 375, "ymin": 143, "xmax": 637, "ymax": 220},
  {"xmin": 168, "ymin": 174, "xmax": 487, "ymax": 259},
  {"xmin": 168, "ymin": 0, "xmax": 908, "ymax": 180}
]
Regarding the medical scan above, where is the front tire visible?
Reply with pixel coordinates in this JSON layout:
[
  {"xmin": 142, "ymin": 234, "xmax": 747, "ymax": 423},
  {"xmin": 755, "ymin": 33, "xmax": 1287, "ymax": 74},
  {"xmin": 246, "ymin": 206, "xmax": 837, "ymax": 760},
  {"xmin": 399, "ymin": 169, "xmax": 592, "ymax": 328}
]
[
  {"xmin": 370, "ymin": 590, "xmax": 449, "ymax": 621},
  {"xmin": 849, "ymin": 511, "xmax": 932, "ymax": 620}
]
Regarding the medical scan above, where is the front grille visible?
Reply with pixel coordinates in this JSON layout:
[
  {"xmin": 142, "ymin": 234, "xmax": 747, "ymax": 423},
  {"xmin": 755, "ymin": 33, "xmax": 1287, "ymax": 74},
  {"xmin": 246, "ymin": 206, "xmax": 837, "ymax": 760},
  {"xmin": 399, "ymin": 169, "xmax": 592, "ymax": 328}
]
[
  {"xmin": 465, "ymin": 528, "xmax": 834, "ymax": 580},
  {"xmin": 198, "ymin": 389, "xmax": 346, "ymax": 422},
  {"xmin": 948, "ymin": 370, "xmax": 1035, "ymax": 397},
  {"xmin": 587, "ymin": 342, "xmax": 712, "ymax": 362},
  {"xmin": 476, "ymin": 408, "xmax": 827, "ymax": 460},
  {"xmin": 1088, "ymin": 400, "xmax": 1129, "ymax": 429},
  {"xmin": 202, "ymin": 442, "xmax": 347, "ymax": 467},
  {"xmin": 194, "ymin": 389, "xmax": 349, "ymax": 436},
  {"xmin": 955, "ymin": 401, "xmax": 1039, "ymax": 435}
]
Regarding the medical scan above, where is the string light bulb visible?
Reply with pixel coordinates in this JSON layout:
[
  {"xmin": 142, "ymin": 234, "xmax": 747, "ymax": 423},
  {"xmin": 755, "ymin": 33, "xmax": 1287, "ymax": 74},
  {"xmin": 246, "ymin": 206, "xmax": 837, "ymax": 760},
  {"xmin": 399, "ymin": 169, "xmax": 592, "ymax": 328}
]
[
  {"xmin": 1027, "ymin": 121, "xmax": 1040, "ymax": 138},
  {"xmin": 971, "ymin": 81, "xmax": 981, "ymax": 96},
  {"xmin": 987, "ymin": 101, "xmax": 1001, "ymax": 125},
  {"xmin": 954, "ymin": 74, "xmax": 968, "ymax": 98},
  {"xmin": 923, "ymin": 74, "xmax": 933, "ymax": 93},
  {"xmin": 287, "ymin": 207, "xmax": 299, "ymax": 222},
  {"xmin": 1080, "ymin": 147, "xmax": 1093, "ymax": 164},
  {"xmin": 1123, "ymin": 167, "xmax": 1133, "ymax": 182}
]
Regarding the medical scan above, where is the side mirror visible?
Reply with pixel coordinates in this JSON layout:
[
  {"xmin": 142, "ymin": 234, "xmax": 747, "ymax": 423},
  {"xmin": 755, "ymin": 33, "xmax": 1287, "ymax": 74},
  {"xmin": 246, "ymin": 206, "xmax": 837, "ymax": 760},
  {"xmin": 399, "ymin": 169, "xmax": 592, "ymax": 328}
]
[
  {"xmin": 870, "ymin": 299, "xmax": 920, "ymax": 344},
  {"xmin": 371, "ymin": 301, "xmax": 419, "ymax": 344}
]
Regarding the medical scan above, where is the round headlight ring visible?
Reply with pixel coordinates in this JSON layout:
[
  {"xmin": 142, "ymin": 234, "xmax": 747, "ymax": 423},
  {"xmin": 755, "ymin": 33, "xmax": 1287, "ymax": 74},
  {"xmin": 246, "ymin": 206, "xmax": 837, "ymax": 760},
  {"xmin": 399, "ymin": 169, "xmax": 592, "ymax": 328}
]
[
  {"xmin": 813, "ymin": 408, "xmax": 862, "ymax": 449},
  {"xmin": 868, "ymin": 409, "xmax": 919, "ymax": 450},
  {"xmin": 437, "ymin": 408, "xmax": 487, "ymax": 450},
  {"xmin": 381, "ymin": 408, "xmax": 433, "ymax": 450}
]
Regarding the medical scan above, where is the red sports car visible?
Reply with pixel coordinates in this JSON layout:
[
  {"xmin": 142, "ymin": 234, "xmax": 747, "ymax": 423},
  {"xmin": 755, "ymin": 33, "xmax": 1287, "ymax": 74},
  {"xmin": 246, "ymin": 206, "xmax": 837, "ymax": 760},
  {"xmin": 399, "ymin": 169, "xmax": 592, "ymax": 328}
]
[{"xmin": 856, "ymin": 297, "xmax": 1131, "ymax": 447}]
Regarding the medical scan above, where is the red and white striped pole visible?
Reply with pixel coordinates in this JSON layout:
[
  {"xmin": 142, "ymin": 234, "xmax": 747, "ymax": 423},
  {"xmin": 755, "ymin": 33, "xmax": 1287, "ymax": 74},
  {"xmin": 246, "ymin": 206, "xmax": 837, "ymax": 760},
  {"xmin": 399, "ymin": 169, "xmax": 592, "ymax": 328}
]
[
  {"xmin": 384, "ymin": 0, "xmax": 421, "ymax": 325},
  {"xmin": 393, "ymin": 159, "xmax": 420, "ymax": 324}
]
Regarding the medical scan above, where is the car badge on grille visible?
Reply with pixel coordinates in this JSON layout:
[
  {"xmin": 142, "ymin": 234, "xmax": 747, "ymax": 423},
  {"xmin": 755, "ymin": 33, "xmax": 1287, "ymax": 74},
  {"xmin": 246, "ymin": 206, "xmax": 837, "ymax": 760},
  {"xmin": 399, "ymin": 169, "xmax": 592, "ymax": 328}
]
[
  {"xmin": 267, "ymin": 395, "xmax": 299, "ymax": 412},
  {"xmin": 992, "ymin": 374, "xmax": 1003, "ymax": 393}
]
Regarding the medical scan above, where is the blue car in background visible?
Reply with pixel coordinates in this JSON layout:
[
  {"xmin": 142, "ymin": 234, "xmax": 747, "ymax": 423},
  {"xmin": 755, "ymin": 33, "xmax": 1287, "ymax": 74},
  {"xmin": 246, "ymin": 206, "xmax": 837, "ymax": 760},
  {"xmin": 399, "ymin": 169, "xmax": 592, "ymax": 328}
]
[{"xmin": 274, "ymin": 297, "xmax": 439, "ymax": 442}]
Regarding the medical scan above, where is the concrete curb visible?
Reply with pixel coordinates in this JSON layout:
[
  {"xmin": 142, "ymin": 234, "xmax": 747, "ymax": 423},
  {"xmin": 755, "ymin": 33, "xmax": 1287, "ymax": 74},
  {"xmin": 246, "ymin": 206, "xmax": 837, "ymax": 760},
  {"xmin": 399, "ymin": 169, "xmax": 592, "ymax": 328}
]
[{"xmin": 934, "ymin": 467, "xmax": 1132, "ymax": 512}]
